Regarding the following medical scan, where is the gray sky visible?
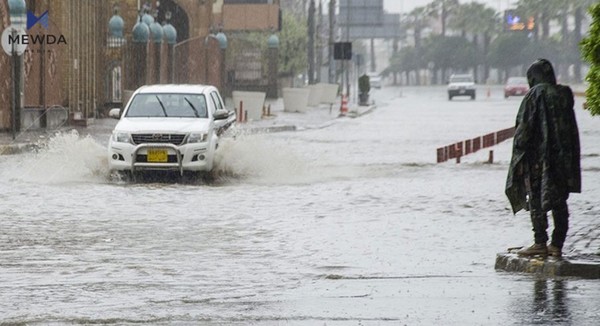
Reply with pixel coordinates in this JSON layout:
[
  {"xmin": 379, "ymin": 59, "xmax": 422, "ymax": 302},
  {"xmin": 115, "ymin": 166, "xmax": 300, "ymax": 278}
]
[{"xmin": 383, "ymin": 0, "xmax": 517, "ymax": 14}]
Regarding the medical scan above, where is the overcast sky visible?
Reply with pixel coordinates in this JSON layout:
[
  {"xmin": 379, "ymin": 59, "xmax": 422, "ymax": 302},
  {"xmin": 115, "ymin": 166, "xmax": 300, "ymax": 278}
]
[{"xmin": 383, "ymin": 0, "xmax": 517, "ymax": 14}]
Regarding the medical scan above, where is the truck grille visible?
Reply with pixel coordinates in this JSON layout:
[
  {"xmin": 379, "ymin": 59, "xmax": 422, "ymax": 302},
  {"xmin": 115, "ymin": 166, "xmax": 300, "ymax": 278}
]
[{"xmin": 131, "ymin": 133, "xmax": 186, "ymax": 145}]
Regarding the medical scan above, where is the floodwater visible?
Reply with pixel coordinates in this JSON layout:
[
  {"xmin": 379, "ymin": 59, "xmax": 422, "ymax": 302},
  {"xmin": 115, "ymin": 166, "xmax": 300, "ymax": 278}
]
[{"xmin": 1, "ymin": 86, "xmax": 600, "ymax": 325}]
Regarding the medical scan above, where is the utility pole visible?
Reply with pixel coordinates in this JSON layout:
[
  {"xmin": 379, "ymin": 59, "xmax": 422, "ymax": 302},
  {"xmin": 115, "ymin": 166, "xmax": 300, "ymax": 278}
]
[
  {"xmin": 328, "ymin": 0, "xmax": 336, "ymax": 84},
  {"xmin": 345, "ymin": 0, "xmax": 350, "ymax": 99},
  {"xmin": 370, "ymin": 38, "xmax": 375, "ymax": 73},
  {"xmin": 307, "ymin": 0, "xmax": 315, "ymax": 84},
  {"xmin": 316, "ymin": 0, "xmax": 323, "ymax": 83}
]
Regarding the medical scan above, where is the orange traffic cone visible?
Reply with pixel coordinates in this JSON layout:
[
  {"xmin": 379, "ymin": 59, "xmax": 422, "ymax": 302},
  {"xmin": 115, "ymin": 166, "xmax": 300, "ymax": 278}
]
[{"xmin": 339, "ymin": 95, "xmax": 348, "ymax": 116}]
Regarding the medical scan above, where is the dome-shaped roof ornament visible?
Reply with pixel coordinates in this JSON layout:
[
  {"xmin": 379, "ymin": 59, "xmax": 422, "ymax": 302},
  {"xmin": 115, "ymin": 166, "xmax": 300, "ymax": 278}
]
[
  {"xmin": 149, "ymin": 10, "xmax": 163, "ymax": 43},
  {"xmin": 108, "ymin": 4, "xmax": 125, "ymax": 38},
  {"xmin": 8, "ymin": 0, "xmax": 27, "ymax": 30},
  {"xmin": 141, "ymin": 1, "xmax": 154, "ymax": 26},
  {"xmin": 215, "ymin": 31, "xmax": 228, "ymax": 50},
  {"xmin": 267, "ymin": 33, "xmax": 279, "ymax": 49},
  {"xmin": 162, "ymin": 11, "xmax": 177, "ymax": 45},
  {"xmin": 132, "ymin": 13, "xmax": 150, "ymax": 43}
]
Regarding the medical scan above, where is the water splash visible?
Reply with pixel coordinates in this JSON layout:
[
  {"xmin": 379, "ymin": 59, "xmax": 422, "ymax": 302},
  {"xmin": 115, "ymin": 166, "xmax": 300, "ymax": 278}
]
[
  {"xmin": 213, "ymin": 134, "xmax": 313, "ymax": 184},
  {"xmin": 212, "ymin": 133, "xmax": 394, "ymax": 185},
  {"xmin": 2, "ymin": 130, "xmax": 109, "ymax": 184}
]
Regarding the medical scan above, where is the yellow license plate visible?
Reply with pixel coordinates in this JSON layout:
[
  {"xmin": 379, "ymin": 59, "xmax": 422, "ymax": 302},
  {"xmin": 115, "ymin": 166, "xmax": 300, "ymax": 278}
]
[{"xmin": 147, "ymin": 149, "xmax": 168, "ymax": 162}]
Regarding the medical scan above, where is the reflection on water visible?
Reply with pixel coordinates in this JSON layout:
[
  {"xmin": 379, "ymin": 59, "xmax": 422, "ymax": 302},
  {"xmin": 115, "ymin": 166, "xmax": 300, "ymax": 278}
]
[{"xmin": 522, "ymin": 279, "xmax": 571, "ymax": 325}]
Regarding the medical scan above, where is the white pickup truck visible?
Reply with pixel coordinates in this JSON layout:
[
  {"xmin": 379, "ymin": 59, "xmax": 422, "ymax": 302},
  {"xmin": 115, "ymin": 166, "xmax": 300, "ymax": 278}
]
[{"xmin": 107, "ymin": 84, "xmax": 236, "ymax": 180}]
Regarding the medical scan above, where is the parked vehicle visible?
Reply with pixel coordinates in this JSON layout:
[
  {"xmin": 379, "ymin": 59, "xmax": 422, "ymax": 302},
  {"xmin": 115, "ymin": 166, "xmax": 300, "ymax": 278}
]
[
  {"xmin": 367, "ymin": 72, "xmax": 382, "ymax": 89},
  {"xmin": 447, "ymin": 74, "xmax": 476, "ymax": 100},
  {"xmin": 504, "ymin": 77, "xmax": 529, "ymax": 98},
  {"xmin": 107, "ymin": 84, "xmax": 236, "ymax": 179}
]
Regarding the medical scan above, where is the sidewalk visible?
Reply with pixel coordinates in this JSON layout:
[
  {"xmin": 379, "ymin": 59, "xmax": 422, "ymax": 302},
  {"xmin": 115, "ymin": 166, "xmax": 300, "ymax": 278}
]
[{"xmin": 233, "ymin": 96, "xmax": 375, "ymax": 134}]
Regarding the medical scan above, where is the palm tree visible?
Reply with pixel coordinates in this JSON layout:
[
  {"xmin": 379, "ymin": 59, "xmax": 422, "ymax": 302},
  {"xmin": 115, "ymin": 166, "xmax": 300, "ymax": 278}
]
[
  {"xmin": 426, "ymin": 0, "xmax": 459, "ymax": 37},
  {"xmin": 403, "ymin": 6, "xmax": 431, "ymax": 85},
  {"xmin": 448, "ymin": 2, "xmax": 500, "ymax": 83},
  {"xmin": 515, "ymin": 0, "xmax": 563, "ymax": 41}
]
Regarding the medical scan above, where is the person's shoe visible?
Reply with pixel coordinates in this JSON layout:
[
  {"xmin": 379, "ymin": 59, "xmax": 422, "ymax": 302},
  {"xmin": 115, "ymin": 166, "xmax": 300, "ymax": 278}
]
[
  {"xmin": 517, "ymin": 243, "xmax": 548, "ymax": 257},
  {"xmin": 548, "ymin": 244, "xmax": 562, "ymax": 257}
]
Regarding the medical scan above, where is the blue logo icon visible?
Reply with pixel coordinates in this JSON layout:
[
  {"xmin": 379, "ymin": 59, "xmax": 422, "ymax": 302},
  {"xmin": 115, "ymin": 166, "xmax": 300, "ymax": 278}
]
[{"xmin": 27, "ymin": 10, "xmax": 49, "ymax": 30}]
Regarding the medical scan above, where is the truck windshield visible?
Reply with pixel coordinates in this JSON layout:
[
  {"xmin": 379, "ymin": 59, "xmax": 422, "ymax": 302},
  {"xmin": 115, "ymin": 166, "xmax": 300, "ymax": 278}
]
[
  {"xmin": 450, "ymin": 76, "xmax": 473, "ymax": 83},
  {"xmin": 125, "ymin": 93, "xmax": 208, "ymax": 118}
]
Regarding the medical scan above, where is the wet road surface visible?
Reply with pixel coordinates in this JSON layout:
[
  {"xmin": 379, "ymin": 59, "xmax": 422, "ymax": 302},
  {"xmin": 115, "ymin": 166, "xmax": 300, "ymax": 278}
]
[{"xmin": 1, "ymin": 86, "xmax": 600, "ymax": 325}]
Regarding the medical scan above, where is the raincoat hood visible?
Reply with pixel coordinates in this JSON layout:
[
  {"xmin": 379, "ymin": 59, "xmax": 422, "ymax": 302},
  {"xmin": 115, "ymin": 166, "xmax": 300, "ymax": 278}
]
[{"xmin": 526, "ymin": 59, "xmax": 556, "ymax": 88}]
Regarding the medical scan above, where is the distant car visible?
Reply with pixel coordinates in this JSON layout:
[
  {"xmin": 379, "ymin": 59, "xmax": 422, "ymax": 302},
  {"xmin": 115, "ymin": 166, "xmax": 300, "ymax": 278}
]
[
  {"xmin": 504, "ymin": 77, "xmax": 529, "ymax": 98},
  {"xmin": 367, "ymin": 72, "xmax": 382, "ymax": 89},
  {"xmin": 107, "ymin": 84, "xmax": 236, "ymax": 179},
  {"xmin": 447, "ymin": 74, "xmax": 476, "ymax": 100}
]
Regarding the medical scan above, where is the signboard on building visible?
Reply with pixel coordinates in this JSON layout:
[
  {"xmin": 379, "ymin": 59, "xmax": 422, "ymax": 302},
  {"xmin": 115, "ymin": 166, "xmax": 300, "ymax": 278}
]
[
  {"xmin": 222, "ymin": 1, "xmax": 280, "ymax": 31},
  {"xmin": 504, "ymin": 10, "xmax": 535, "ymax": 32}
]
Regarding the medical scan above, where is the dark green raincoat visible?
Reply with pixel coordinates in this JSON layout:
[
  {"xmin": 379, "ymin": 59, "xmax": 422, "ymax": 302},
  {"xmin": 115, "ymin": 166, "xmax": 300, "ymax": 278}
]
[{"xmin": 505, "ymin": 59, "xmax": 581, "ymax": 214}]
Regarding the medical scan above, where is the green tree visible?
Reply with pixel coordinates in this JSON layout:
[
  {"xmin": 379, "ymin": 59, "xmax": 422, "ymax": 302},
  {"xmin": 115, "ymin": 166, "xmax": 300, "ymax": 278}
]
[
  {"xmin": 403, "ymin": 6, "xmax": 430, "ymax": 85},
  {"xmin": 523, "ymin": 37, "xmax": 561, "ymax": 70},
  {"xmin": 515, "ymin": 0, "xmax": 563, "ymax": 40},
  {"xmin": 449, "ymin": 2, "xmax": 500, "ymax": 82},
  {"xmin": 573, "ymin": 0, "xmax": 596, "ymax": 82},
  {"xmin": 581, "ymin": 4, "xmax": 600, "ymax": 115},
  {"xmin": 383, "ymin": 47, "xmax": 418, "ymax": 86},
  {"xmin": 487, "ymin": 32, "xmax": 530, "ymax": 82},
  {"xmin": 426, "ymin": 0, "xmax": 459, "ymax": 37},
  {"xmin": 424, "ymin": 35, "xmax": 476, "ymax": 82},
  {"xmin": 279, "ymin": 12, "xmax": 308, "ymax": 82}
]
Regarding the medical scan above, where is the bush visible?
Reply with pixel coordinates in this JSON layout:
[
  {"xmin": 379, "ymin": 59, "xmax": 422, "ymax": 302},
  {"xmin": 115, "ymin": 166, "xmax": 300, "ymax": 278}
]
[
  {"xmin": 581, "ymin": 4, "xmax": 600, "ymax": 115},
  {"xmin": 358, "ymin": 74, "xmax": 370, "ymax": 94}
]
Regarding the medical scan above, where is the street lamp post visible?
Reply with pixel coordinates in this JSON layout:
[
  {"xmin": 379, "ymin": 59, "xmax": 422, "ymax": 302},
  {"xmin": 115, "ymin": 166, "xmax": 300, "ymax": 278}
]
[
  {"xmin": 204, "ymin": 29, "xmax": 227, "ymax": 92},
  {"xmin": 8, "ymin": 0, "xmax": 26, "ymax": 140},
  {"xmin": 11, "ymin": 28, "xmax": 17, "ymax": 140},
  {"xmin": 131, "ymin": 11, "xmax": 150, "ymax": 89},
  {"xmin": 267, "ymin": 32, "xmax": 279, "ymax": 98},
  {"xmin": 163, "ymin": 11, "xmax": 178, "ymax": 83}
]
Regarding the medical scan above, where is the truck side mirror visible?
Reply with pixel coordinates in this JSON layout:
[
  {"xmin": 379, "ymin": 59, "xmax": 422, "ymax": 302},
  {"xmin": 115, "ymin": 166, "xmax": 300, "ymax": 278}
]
[{"xmin": 108, "ymin": 108, "xmax": 121, "ymax": 119}]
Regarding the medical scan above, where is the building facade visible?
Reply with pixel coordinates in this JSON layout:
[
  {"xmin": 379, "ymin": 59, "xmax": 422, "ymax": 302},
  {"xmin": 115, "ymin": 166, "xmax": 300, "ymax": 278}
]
[{"xmin": 0, "ymin": 0, "xmax": 280, "ymax": 131}]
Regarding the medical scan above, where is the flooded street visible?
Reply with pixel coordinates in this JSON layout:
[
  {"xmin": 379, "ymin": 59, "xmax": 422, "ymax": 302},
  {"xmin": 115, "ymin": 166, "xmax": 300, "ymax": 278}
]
[{"xmin": 2, "ymin": 86, "xmax": 600, "ymax": 325}]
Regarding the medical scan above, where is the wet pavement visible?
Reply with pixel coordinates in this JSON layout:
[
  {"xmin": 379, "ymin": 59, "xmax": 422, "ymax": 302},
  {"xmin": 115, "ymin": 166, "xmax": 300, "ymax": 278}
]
[
  {"xmin": 1, "ymin": 85, "xmax": 600, "ymax": 325},
  {"xmin": 2, "ymin": 88, "xmax": 598, "ymax": 272}
]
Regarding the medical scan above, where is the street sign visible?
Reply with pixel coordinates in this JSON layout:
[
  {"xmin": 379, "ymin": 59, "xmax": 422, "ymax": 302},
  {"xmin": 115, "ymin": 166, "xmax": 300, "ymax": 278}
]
[
  {"xmin": 334, "ymin": 42, "xmax": 352, "ymax": 60},
  {"xmin": 341, "ymin": 13, "xmax": 402, "ymax": 40},
  {"xmin": 338, "ymin": 0, "xmax": 384, "ymax": 27}
]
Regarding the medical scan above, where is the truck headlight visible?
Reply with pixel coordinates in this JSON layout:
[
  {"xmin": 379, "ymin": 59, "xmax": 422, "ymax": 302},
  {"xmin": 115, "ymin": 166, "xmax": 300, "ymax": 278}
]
[
  {"xmin": 112, "ymin": 132, "xmax": 130, "ymax": 143},
  {"xmin": 187, "ymin": 132, "xmax": 208, "ymax": 143}
]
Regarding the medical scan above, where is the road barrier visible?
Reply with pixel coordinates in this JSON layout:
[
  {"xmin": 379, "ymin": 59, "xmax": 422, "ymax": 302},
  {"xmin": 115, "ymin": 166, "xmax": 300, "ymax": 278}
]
[
  {"xmin": 237, "ymin": 101, "xmax": 246, "ymax": 123},
  {"xmin": 339, "ymin": 94, "xmax": 348, "ymax": 116},
  {"xmin": 436, "ymin": 127, "xmax": 515, "ymax": 163}
]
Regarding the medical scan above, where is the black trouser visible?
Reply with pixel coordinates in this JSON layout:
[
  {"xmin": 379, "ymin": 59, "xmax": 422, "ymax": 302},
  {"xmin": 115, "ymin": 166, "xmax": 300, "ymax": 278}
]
[{"xmin": 526, "ymin": 168, "xmax": 570, "ymax": 248}]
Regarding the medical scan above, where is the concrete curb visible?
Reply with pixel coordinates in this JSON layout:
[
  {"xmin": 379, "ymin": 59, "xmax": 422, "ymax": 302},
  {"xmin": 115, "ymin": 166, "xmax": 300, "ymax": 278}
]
[
  {"xmin": 495, "ymin": 252, "xmax": 600, "ymax": 279},
  {"xmin": 239, "ymin": 125, "xmax": 297, "ymax": 134},
  {"xmin": 0, "ymin": 143, "xmax": 41, "ymax": 155},
  {"xmin": 1, "ymin": 105, "xmax": 376, "ymax": 154},
  {"xmin": 347, "ymin": 104, "xmax": 377, "ymax": 118}
]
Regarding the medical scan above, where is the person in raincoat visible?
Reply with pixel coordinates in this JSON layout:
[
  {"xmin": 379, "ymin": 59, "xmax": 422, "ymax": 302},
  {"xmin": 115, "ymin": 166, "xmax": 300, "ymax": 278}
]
[{"xmin": 505, "ymin": 59, "xmax": 581, "ymax": 257}]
